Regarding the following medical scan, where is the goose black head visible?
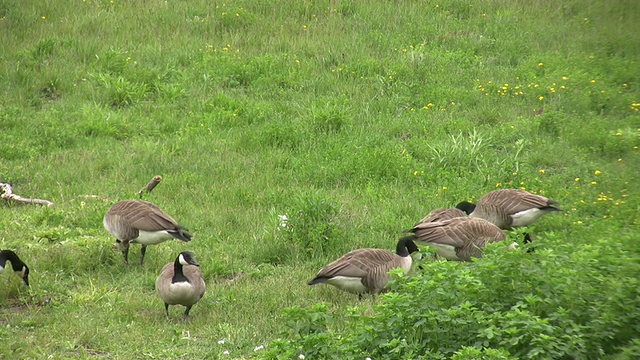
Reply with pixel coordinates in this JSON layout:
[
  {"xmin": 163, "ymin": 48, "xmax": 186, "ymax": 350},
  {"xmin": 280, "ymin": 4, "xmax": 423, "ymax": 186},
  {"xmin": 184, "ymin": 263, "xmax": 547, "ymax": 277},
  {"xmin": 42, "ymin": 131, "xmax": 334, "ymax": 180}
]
[{"xmin": 455, "ymin": 201, "xmax": 476, "ymax": 215}]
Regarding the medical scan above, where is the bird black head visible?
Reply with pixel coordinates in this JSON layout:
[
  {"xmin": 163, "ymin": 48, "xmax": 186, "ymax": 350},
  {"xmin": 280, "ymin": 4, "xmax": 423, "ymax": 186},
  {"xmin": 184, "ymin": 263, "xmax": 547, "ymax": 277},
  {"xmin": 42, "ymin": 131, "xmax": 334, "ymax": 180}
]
[
  {"xmin": 455, "ymin": 201, "xmax": 476, "ymax": 215},
  {"xmin": 177, "ymin": 251, "xmax": 200, "ymax": 267}
]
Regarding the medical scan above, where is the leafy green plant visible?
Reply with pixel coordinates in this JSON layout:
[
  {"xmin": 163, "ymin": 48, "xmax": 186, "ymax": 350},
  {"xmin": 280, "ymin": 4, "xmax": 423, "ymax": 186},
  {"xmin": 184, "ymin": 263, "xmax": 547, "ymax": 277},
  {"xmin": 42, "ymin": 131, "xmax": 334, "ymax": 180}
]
[{"xmin": 96, "ymin": 73, "xmax": 149, "ymax": 107}]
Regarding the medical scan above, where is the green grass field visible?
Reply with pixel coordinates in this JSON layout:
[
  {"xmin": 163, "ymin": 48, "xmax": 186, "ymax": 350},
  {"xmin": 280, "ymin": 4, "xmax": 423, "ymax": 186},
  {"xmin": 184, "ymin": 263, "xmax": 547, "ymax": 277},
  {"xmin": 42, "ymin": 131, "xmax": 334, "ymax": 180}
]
[{"xmin": 1, "ymin": 0, "xmax": 639, "ymax": 358}]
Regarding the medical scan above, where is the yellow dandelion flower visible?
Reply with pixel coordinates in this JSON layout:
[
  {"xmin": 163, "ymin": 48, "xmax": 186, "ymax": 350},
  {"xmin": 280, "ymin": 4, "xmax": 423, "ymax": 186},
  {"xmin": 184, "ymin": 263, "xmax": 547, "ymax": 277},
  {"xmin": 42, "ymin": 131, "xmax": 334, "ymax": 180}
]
[
  {"xmin": 577, "ymin": 221, "xmax": 583, "ymax": 225},
  {"xmin": 623, "ymin": 83, "xmax": 628, "ymax": 88},
  {"xmin": 538, "ymin": 63, "xmax": 544, "ymax": 67},
  {"xmin": 591, "ymin": 181, "xmax": 597, "ymax": 185},
  {"xmin": 560, "ymin": 85, "xmax": 566, "ymax": 90},
  {"xmin": 413, "ymin": 171, "xmax": 418, "ymax": 176},
  {"xmin": 591, "ymin": 79, "xmax": 596, "ymax": 84},
  {"xmin": 389, "ymin": 76, "xmax": 393, "ymax": 81},
  {"xmin": 42, "ymin": 16, "xmax": 46, "ymax": 20},
  {"xmin": 575, "ymin": 178, "xmax": 580, "ymax": 182},
  {"xmin": 562, "ymin": 76, "xmax": 568, "ymax": 81},
  {"xmin": 538, "ymin": 96, "xmax": 544, "ymax": 101},
  {"xmin": 618, "ymin": 158, "xmax": 622, "ymax": 162},
  {"xmin": 236, "ymin": 13, "xmax": 240, "ymax": 17},
  {"xmin": 534, "ymin": 84, "xmax": 539, "ymax": 88},
  {"xmin": 442, "ymin": 186, "xmax": 448, "ymax": 190},
  {"xmin": 496, "ymin": 183, "xmax": 502, "ymax": 188},
  {"xmin": 539, "ymin": 169, "xmax": 545, "ymax": 174},
  {"xmin": 410, "ymin": 108, "xmax": 415, "ymax": 112},
  {"xmin": 512, "ymin": 172, "xmax": 517, "ymax": 176},
  {"xmin": 303, "ymin": 25, "xmax": 308, "ymax": 31},
  {"xmin": 594, "ymin": 170, "xmax": 601, "ymax": 175}
]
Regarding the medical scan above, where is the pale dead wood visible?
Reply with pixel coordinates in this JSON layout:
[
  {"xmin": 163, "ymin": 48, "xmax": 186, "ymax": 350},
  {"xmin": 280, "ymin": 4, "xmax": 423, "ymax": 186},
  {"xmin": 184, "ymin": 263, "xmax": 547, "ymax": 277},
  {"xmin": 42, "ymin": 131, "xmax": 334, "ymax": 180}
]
[
  {"xmin": 1, "ymin": 182, "xmax": 55, "ymax": 207},
  {"xmin": 138, "ymin": 175, "xmax": 162, "ymax": 199}
]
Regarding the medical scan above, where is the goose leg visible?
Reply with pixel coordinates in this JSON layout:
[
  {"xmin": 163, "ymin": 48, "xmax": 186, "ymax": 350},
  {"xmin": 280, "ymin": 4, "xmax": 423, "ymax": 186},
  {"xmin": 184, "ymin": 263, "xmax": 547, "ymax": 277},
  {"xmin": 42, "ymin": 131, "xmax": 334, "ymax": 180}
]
[
  {"xmin": 183, "ymin": 305, "xmax": 193, "ymax": 318},
  {"xmin": 121, "ymin": 241, "xmax": 130, "ymax": 264},
  {"xmin": 523, "ymin": 233, "xmax": 535, "ymax": 253},
  {"xmin": 164, "ymin": 303, "xmax": 170, "ymax": 317},
  {"xmin": 140, "ymin": 245, "xmax": 147, "ymax": 265}
]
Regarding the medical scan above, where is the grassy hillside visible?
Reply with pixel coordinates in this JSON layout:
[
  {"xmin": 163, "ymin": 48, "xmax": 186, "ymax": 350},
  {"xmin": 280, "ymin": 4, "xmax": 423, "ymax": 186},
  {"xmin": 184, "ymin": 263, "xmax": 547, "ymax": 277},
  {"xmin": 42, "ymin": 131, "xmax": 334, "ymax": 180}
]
[{"xmin": 1, "ymin": 0, "xmax": 638, "ymax": 358}]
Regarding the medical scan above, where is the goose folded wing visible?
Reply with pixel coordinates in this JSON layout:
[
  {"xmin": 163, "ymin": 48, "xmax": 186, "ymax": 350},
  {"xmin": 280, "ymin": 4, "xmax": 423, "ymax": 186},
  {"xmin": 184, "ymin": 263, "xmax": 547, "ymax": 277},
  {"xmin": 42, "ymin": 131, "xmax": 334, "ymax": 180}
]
[
  {"xmin": 411, "ymin": 220, "xmax": 467, "ymax": 248},
  {"xmin": 131, "ymin": 212, "xmax": 178, "ymax": 231}
]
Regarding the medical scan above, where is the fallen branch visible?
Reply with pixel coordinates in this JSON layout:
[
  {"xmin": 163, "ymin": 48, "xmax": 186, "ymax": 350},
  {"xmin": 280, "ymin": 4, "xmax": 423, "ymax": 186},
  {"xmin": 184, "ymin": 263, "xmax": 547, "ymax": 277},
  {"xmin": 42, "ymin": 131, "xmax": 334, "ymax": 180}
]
[
  {"xmin": 1, "ymin": 182, "xmax": 55, "ymax": 207},
  {"xmin": 138, "ymin": 175, "xmax": 162, "ymax": 199}
]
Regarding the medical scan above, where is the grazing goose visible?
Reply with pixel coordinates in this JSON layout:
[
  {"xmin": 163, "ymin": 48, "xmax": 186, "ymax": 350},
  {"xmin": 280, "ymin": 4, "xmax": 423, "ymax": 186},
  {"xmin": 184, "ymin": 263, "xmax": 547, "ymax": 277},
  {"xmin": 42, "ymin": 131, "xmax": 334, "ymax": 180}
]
[
  {"xmin": 456, "ymin": 189, "xmax": 561, "ymax": 229},
  {"xmin": 103, "ymin": 200, "xmax": 192, "ymax": 265},
  {"xmin": 418, "ymin": 207, "xmax": 467, "ymax": 224},
  {"xmin": 156, "ymin": 251, "xmax": 206, "ymax": 317},
  {"xmin": 308, "ymin": 237, "xmax": 419, "ymax": 298},
  {"xmin": 407, "ymin": 217, "xmax": 509, "ymax": 261},
  {"xmin": 0, "ymin": 250, "xmax": 30, "ymax": 286}
]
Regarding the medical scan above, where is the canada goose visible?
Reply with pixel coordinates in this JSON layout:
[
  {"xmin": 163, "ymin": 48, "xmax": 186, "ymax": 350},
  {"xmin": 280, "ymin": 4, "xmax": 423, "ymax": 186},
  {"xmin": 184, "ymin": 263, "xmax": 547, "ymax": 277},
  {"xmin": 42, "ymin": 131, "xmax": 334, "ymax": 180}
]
[
  {"xmin": 103, "ymin": 200, "xmax": 192, "ymax": 265},
  {"xmin": 0, "ymin": 250, "xmax": 30, "ymax": 286},
  {"xmin": 155, "ymin": 251, "xmax": 206, "ymax": 317},
  {"xmin": 418, "ymin": 207, "xmax": 467, "ymax": 224},
  {"xmin": 456, "ymin": 189, "xmax": 561, "ymax": 230},
  {"xmin": 407, "ymin": 217, "xmax": 508, "ymax": 261},
  {"xmin": 308, "ymin": 237, "xmax": 419, "ymax": 298}
]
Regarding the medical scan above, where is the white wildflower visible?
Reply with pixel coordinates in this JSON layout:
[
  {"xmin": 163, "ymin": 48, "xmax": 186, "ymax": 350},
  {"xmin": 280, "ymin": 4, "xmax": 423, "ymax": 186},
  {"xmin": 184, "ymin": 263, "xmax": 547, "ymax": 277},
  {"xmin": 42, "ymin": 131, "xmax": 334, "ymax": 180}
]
[
  {"xmin": 218, "ymin": 340, "xmax": 225, "ymax": 345},
  {"xmin": 278, "ymin": 214, "xmax": 288, "ymax": 227},
  {"xmin": 254, "ymin": 345, "xmax": 264, "ymax": 351}
]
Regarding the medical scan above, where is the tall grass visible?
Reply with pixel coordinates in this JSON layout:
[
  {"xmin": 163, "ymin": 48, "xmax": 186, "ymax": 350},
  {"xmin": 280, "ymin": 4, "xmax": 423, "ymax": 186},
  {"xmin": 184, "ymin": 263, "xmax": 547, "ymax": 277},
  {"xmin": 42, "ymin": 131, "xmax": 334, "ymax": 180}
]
[{"xmin": 1, "ymin": 0, "xmax": 638, "ymax": 358}]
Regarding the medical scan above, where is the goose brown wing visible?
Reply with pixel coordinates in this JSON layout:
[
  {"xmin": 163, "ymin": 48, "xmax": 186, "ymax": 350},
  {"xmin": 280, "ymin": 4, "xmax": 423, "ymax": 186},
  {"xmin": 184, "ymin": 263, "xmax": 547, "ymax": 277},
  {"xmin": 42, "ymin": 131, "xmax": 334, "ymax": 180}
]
[
  {"xmin": 412, "ymin": 218, "xmax": 505, "ymax": 247},
  {"xmin": 125, "ymin": 201, "xmax": 180, "ymax": 231},
  {"xmin": 418, "ymin": 208, "xmax": 467, "ymax": 224},
  {"xmin": 315, "ymin": 249, "xmax": 394, "ymax": 279},
  {"xmin": 411, "ymin": 218, "xmax": 467, "ymax": 248},
  {"xmin": 479, "ymin": 189, "xmax": 557, "ymax": 214},
  {"xmin": 155, "ymin": 262, "xmax": 175, "ymax": 296},
  {"xmin": 460, "ymin": 218, "xmax": 506, "ymax": 244}
]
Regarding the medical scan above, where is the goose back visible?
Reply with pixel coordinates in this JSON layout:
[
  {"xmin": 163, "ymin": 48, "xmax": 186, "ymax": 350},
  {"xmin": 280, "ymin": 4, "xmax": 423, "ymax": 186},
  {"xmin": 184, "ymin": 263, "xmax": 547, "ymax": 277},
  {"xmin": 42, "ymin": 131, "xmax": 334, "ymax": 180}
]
[
  {"xmin": 461, "ymin": 189, "xmax": 561, "ymax": 229},
  {"xmin": 104, "ymin": 200, "xmax": 191, "ymax": 242},
  {"xmin": 410, "ymin": 217, "xmax": 506, "ymax": 261},
  {"xmin": 418, "ymin": 207, "xmax": 467, "ymax": 224},
  {"xmin": 309, "ymin": 237, "xmax": 417, "ymax": 295}
]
